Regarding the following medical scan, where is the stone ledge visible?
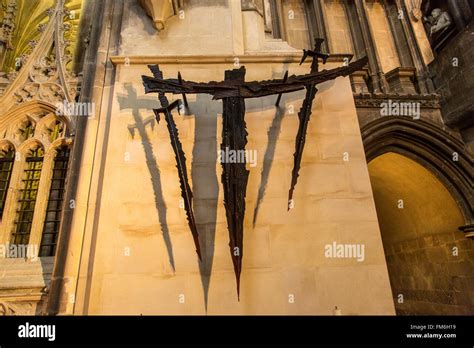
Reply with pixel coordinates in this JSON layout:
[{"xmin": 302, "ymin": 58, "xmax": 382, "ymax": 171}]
[
  {"xmin": 0, "ymin": 257, "xmax": 54, "ymax": 293},
  {"xmin": 110, "ymin": 53, "xmax": 353, "ymax": 65},
  {"xmin": 385, "ymin": 67, "xmax": 417, "ymax": 94},
  {"xmin": 354, "ymin": 92, "xmax": 442, "ymax": 109}
]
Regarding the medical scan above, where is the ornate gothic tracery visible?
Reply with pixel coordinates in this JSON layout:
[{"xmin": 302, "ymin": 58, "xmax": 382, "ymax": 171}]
[{"xmin": 0, "ymin": 104, "xmax": 72, "ymax": 257}]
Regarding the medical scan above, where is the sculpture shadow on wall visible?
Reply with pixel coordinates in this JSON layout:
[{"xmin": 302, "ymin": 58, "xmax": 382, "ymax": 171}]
[
  {"xmin": 186, "ymin": 94, "xmax": 221, "ymax": 311},
  {"xmin": 249, "ymin": 78, "xmax": 335, "ymax": 227},
  {"xmin": 117, "ymin": 84, "xmax": 176, "ymax": 271},
  {"xmin": 246, "ymin": 67, "xmax": 305, "ymax": 227},
  {"xmin": 118, "ymin": 84, "xmax": 221, "ymax": 311}
]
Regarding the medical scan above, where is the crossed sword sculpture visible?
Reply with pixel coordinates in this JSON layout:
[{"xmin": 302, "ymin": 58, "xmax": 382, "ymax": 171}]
[{"xmin": 142, "ymin": 39, "xmax": 367, "ymax": 299}]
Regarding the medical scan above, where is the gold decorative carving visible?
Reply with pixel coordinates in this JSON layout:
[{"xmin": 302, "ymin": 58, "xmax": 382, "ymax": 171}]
[
  {"xmin": 0, "ymin": 301, "xmax": 35, "ymax": 315},
  {"xmin": 0, "ymin": 0, "xmax": 16, "ymax": 49},
  {"xmin": 0, "ymin": 0, "xmax": 79, "ymax": 130}
]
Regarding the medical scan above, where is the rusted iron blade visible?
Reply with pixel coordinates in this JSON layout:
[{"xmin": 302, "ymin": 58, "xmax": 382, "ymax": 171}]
[
  {"xmin": 178, "ymin": 71, "xmax": 189, "ymax": 109},
  {"xmin": 220, "ymin": 67, "xmax": 249, "ymax": 300},
  {"xmin": 148, "ymin": 64, "xmax": 202, "ymax": 261},
  {"xmin": 275, "ymin": 71, "xmax": 289, "ymax": 107},
  {"xmin": 288, "ymin": 38, "xmax": 329, "ymax": 209},
  {"xmin": 142, "ymin": 56, "xmax": 368, "ymax": 100}
]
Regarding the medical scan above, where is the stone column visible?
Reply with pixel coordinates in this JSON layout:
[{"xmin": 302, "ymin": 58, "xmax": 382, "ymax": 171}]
[
  {"xmin": 352, "ymin": 0, "xmax": 389, "ymax": 93},
  {"xmin": 304, "ymin": 0, "xmax": 328, "ymax": 52},
  {"xmin": 394, "ymin": 0, "xmax": 434, "ymax": 93},
  {"xmin": 45, "ymin": 0, "xmax": 125, "ymax": 316},
  {"xmin": 382, "ymin": 0, "xmax": 413, "ymax": 68},
  {"xmin": 344, "ymin": 1, "xmax": 367, "ymax": 59},
  {"xmin": 241, "ymin": 0, "xmax": 266, "ymax": 51}
]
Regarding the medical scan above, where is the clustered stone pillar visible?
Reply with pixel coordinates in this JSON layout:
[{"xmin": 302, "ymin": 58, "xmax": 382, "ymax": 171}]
[
  {"xmin": 393, "ymin": 0, "xmax": 434, "ymax": 93},
  {"xmin": 352, "ymin": 0, "xmax": 389, "ymax": 93},
  {"xmin": 304, "ymin": 0, "xmax": 329, "ymax": 52}
]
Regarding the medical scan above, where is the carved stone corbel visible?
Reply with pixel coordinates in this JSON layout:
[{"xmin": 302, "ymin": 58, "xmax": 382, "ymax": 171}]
[{"xmin": 139, "ymin": 0, "xmax": 184, "ymax": 31}]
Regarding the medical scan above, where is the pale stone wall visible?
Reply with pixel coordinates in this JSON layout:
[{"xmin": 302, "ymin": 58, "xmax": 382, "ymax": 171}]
[
  {"xmin": 71, "ymin": 61, "xmax": 394, "ymax": 314},
  {"xmin": 370, "ymin": 153, "xmax": 473, "ymax": 315},
  {"xmin": 121, "ymin": 0, "xmax": 236, "ymax": 56},
  {"xmin": 322, "ymin": 0, "xmax": 353, "ymax": 54},
  {"xmin": 281, "ymin": 0, "xmax": 310, "ymax": 49},
  {"xmin": 65, "ymin": 0, "xmax": 395, "ymax": 315},
  {"xmin": 365, "ymin": 0, "xmax": 401, "ymax": 73},
  {"xmin": 403, "ymin": 0, "xmax": 435, "ymax": 65}
]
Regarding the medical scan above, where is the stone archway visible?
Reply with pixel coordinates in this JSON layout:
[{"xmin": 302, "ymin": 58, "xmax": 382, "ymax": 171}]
[
  {"xmin": 362, "ymin": 117, "xmax": 474, "ymax": 315},
  {"xmin": 362, "ymin": 117, "xmax": 473, "ymax": 233},
  {"xmin": 368, "ymin": 152, "xmax": 473, "ymax": 315}
]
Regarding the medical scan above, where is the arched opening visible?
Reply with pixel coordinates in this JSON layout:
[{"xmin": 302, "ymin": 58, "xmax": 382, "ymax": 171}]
[
  {"xmin": 0, "ymin": 143, "xmax": 15, "ymax": 219},
  {"xmin": 368, "ymin": 152, "xmax": 473, "ymax": 315},
  {"xmin": 362, "ymin": 117, "xmax": 473, "ymax": 227},
  {"xmin": 10, "ymin": 145, "xmax": 45, "ymax": 246}
]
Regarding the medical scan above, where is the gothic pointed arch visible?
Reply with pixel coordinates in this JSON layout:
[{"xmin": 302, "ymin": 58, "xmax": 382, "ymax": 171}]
[
  {"xmin": 0, "ymin": 97, "xmax": 73, "ymax": 246},
  {"xmin": 362, "ymin": 117, "xmax": 474, "ymax": 235}
]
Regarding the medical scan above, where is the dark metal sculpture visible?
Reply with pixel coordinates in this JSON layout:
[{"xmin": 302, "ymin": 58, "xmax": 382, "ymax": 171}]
[
  {"xmin": 288, "ymin": 38, "xmax": 329, "ymax": 209},
  {"xmin": 142, "ymin": 56, "xmax": 367, "ymax": 100},
  {"xmin": 275, "ymin": 70, "xmax": 288, "ymax": 107},
  {"xmin": 220, "ymin": 68, "xmax": 249, "ymax": 299},
  {"xmin": 142, "ymin": 43, "xmax": 367, "ymax": 298},
  {"xmin": 148, "ymin": 64, "xmax": 201, "ymax": 261},
  {"xmin": 177, "ymin": 71, "xmax": 189, "ymax": 109}
]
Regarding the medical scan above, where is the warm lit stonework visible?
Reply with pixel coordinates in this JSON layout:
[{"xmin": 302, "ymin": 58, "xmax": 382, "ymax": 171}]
[{"xmin": 0, "ymin": 0, "xmax": 472, "ymax": 315}]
